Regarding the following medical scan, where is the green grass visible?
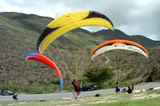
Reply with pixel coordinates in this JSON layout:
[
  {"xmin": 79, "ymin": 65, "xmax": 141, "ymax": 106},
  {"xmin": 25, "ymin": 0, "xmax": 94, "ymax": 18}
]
[
  {"xmin": 85, "ymin": 97, "xmax": 160, "ymax": 106},
  {"xmin": 147, "ymin": 89, "xmax": 160, "ymax": 95}
]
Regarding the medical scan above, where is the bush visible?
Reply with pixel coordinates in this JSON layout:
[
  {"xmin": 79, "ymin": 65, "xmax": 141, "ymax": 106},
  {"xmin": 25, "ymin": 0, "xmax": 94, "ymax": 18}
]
[
  {"xmin": 84, "ymin": 66, "xmax": 114, "ymax": 89},
  {"xmin": 63, "ymin": 84, "xmax": 73, "ymax": 92},
  {"xmin": 0, "ymin": 83, "xmax": 61, "ymax": 94}
]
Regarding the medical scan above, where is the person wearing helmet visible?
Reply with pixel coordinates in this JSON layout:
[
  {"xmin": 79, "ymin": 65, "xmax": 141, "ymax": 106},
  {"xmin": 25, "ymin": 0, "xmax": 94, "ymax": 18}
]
[{"xmin": 72, "ymin": 78, "xmax": 82, "ymax": 99}]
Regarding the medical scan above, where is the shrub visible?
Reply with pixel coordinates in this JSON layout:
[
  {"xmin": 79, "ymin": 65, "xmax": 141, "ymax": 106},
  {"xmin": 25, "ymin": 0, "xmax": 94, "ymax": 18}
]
[{"xmin": 84, "ymin": 66, "xmax": 114, "ymax": 89}]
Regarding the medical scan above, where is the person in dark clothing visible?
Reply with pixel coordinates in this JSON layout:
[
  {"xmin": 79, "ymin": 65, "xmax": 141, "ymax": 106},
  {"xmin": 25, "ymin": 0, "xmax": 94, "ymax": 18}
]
[
  {"xmin": 72, "ymin": 79, "xmax": 82, "ymax": 99},
  {"xmin": 115, "ymin": 82, "xmax": 120, "ymax": 93},
  {"xmin": 13, "ymin": 92, "xmax": 18, "ymax": 100},
  {"xmin": 127, "ymin": 86, "xmax": 132, "ymax": 94},
  {"xmin": 121, "ymin": 88, "xmax": 127, "ymax": 93}
]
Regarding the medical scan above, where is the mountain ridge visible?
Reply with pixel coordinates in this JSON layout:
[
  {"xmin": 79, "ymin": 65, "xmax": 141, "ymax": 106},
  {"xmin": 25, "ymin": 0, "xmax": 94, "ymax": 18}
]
[{"xmin": 1, "ymin": 12, "xmax": 160, "ymax": 49}]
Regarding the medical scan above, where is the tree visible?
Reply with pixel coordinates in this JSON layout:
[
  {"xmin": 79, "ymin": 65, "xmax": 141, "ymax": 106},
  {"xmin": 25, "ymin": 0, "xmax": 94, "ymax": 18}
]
[{"xmin": 84, "ymin": 66, "xmax": 114, "ymax": 89}]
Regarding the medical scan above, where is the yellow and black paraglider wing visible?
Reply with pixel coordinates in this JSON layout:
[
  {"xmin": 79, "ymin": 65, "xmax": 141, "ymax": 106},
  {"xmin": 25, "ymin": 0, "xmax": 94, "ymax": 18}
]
[{"xmin": 37, "ymin": 11, "xmax": 114, "ymax": 54}]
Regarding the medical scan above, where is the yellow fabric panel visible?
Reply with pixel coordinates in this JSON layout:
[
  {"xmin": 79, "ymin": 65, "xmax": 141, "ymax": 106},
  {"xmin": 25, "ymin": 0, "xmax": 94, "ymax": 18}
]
[
  {"xmin": 40, "ymin": 18, "xmax": 114, "ymax": 54},
  {"xmin": 39, "ymin": 11, "xmax": 114, "ymax": 54},
  {"xmin": 133, "ymin": 89, "xmax": 148, "ymax": 93},
  {"xmin": 48, "ymin": 11, "xmax": 90, "ymax": 28}
]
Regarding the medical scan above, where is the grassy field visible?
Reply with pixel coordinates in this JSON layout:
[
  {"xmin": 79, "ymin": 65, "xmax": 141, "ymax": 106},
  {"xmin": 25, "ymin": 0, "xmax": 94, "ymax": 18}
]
[{"xmin": 0, "ymin": 89, "xmax": 160, "ymax": 106}]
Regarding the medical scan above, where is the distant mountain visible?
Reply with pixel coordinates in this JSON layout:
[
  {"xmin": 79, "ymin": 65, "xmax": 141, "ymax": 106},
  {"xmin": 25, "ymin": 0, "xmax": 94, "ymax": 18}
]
[{"xmin": 1, "ymin": 12, "xmax": 160, "ymax": 50}]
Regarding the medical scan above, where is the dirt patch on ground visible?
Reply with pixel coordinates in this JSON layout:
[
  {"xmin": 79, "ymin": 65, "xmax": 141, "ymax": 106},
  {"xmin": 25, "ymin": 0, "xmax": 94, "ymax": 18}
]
[
  {"xmin": 131, "ymin": 93, "xmax": 160, "ymax": 100},
  {"xmin": 88, "ymin": 100, "xmax": 106, "ymax": 104},
  {"xmin": 68, "ymin": 93, "xmax": 160, "ymax": 105}
]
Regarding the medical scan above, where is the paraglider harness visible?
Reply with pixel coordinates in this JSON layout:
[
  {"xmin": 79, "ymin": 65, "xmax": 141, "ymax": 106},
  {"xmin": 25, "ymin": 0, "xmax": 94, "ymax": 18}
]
[{"xmin": 72, "ymin": 80, "xmax": 82, "ymax": 92}]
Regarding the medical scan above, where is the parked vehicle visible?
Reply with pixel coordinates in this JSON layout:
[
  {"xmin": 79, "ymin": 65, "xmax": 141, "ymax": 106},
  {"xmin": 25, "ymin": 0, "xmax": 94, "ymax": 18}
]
[
  {"xmin": 81, "ymin": 85, "xmax": 97, "ymax": 91},
  {"xmin": 1, "ymin": 90, "xmax": 14, "ymax": 96}
]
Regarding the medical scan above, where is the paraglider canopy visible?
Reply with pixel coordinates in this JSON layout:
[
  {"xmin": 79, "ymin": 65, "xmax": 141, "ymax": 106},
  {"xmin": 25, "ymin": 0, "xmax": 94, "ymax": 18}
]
[
  {"xmin": 25, "ymin": 53, "xmax": 63, "ymax": 92},
  {"xmin": 91, "ymin": 39, "xmax": 149, "ymax": 60},
  {"xmin": 37, "ymin": 11, "xmax": 114, "ymax": 54}
]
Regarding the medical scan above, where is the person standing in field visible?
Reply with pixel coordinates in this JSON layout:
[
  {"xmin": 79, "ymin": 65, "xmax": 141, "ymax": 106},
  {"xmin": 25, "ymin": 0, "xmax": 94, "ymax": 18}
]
[{"xmin": 115, "ymin": 82, "xmax": 120, "ymax": 93}]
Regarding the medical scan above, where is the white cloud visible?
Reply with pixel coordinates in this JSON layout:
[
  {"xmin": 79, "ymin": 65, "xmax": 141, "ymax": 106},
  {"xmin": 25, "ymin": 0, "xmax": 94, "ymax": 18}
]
[
  {"xmin": 134, "ymin": 0, "xmax": 152, "ymax": 6},
  {"xmin": 12, "ymin": 0, "xmax": 23, "ymax": 3},
  {"xmin": 0, "ymin": 0, "xmax": 160, "ymax": 40}
]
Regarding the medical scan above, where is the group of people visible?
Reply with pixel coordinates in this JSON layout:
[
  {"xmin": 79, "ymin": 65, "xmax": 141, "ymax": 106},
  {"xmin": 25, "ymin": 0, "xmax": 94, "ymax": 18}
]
[
  {"xmin": 10, "ymin": 81, "xmax": 135, "ymax": 101},
  {"xmin": 127, "ymin": 83, "xmax": 134, "ymax": 94},
  {"xmin": 115, "ymin": 82, "xmax": 134, "ymax": 94},
  {"xmin": 72, "ymin": 80, "xmax": 136, "ymax": 99}
]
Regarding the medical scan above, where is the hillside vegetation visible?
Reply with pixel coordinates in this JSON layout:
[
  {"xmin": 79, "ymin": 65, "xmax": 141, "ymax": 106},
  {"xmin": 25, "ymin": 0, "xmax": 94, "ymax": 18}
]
[{"xmin": 0, "ymin": 12, "xmax": 160, "ymax": 93}]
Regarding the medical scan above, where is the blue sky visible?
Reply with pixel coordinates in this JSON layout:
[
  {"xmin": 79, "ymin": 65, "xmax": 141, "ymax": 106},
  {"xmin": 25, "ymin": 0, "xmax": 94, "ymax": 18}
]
[{"xmin": 0, "ymin": 0, "xmax": 160, "ymax": 40}]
